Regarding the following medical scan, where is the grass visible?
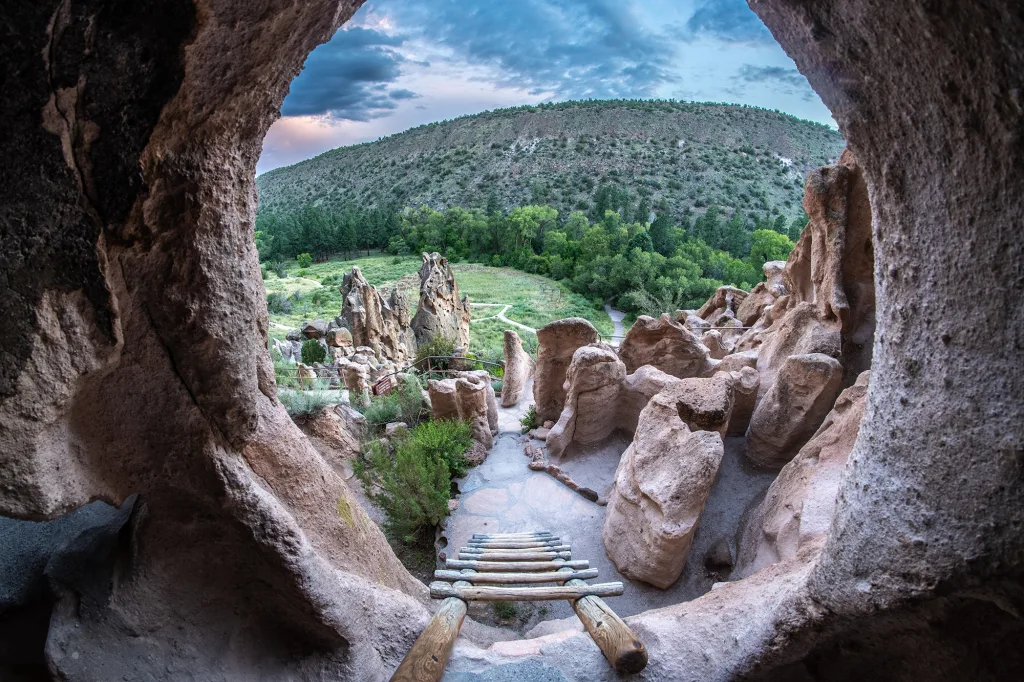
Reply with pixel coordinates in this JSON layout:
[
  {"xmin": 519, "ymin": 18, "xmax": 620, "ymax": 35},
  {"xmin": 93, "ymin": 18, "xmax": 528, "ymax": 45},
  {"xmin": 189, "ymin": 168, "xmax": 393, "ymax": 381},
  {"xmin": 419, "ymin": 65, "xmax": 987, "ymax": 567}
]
[{"xmin": 263, "ymin": 254, "xmax": 615, "ymax": 349}]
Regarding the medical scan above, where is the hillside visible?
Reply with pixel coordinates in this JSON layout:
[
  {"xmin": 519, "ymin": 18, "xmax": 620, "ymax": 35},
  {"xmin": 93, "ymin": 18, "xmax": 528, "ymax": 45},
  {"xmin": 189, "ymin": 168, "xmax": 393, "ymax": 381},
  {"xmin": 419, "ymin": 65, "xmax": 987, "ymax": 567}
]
[{"xmin": 257, "ymin": 100, "xmax": 845, "ymax": 223}]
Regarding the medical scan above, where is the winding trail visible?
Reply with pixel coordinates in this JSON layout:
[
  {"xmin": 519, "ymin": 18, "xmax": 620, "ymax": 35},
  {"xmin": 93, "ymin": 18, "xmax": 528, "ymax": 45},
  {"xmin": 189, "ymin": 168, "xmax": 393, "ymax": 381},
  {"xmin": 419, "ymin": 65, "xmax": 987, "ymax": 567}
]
[
  {"xmin": 469, "ymin": 303, "xmax": 537, "ymax": 334},
  {"xmin": 604, "ymin": 302, "xmax": 626, "ymax": 346}
]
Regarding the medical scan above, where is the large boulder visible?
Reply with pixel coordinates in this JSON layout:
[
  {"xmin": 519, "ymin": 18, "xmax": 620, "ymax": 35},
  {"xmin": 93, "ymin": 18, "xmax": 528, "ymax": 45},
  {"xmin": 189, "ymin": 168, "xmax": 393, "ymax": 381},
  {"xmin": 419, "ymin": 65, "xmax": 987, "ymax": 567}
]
[
  {"xmin": 669, "ymin": 373, "xmax": 735, "ymax": 437},
  {"xmin": 725, "ymin": 366, "xmax": 760, "ymax": 436},
  {"xmin": 301, "ymin": 319, "xmax": 328, "ymax": 339},
  {"xmin": 532, "ymin": 318, "xmax": 599, "ymax": 423},
  {"xmin": 618, "ymin": 313, "xmax": 713, "ymax": 379},
  {"xmin": 340, "ymin": 267, "xmax": 416, "ymax": 364},
  {"xmin": 500, "ymin": 330, "xmax": 534, "ymax": 408},
  {"xmin": 428, "ymin": 373, "xmax": 496, "ymax": 449},
  {"xmin": 410, "ymin": 252, "xmax": 471, "ymax": 349},
  {"xmin": 735, "ymin": 261, "xmax": 787, "ymax": 327},
  {"xmin": 745, "ymin": 353, "xmax": 844, "ymax": 467},
  {"xmin": 296, "ymin": 404, "xmax": 364, "ymax": 466},
  {"xmin": 545, "ymin": 346, "xmax": 626, "ymax": 456},
  {"xmin": 602, "ymin": 384, "xmax": 726, "ymax": 588},
  {"xmin": 696, "ymin": 285, "xmax": 748, "ymax": 321},
  {"xmin": 338, "ymin": 359, "xmax": 370, "ymax": 407},
  {"xmin": 736, "ymin": 371, "xmax": 870, "ymax": 578}
]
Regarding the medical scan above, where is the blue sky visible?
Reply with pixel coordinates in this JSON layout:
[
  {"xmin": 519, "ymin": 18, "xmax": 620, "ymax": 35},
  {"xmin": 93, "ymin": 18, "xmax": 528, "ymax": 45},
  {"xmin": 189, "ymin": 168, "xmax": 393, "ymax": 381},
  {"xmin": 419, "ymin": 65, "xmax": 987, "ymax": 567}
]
[{"xmin": 257, "ymin": 0, "xmax": 834, "ymax": 174}]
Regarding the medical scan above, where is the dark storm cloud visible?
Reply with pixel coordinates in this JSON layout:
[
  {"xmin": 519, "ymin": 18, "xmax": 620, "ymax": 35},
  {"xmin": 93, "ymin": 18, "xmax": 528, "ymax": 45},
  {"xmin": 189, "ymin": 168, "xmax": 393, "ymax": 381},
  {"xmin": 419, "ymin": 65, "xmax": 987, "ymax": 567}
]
[
  {"xmin": 375, "ymin": 0, "xmax": 678, "ymax": 99},
  {"xmin": 685, "ymin": 0, "xmax": 773, "ymax": 44},
  {"xmin": 281, "ymin": 27, "xmax": 418, "ymax": 120}
]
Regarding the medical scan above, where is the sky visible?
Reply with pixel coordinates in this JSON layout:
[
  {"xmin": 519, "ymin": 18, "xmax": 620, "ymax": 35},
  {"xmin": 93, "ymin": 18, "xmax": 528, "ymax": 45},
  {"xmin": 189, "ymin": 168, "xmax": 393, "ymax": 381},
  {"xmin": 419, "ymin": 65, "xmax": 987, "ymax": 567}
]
[{"xmin": 257, "ymin": 0, "xmax": 834, "ymax": 175}]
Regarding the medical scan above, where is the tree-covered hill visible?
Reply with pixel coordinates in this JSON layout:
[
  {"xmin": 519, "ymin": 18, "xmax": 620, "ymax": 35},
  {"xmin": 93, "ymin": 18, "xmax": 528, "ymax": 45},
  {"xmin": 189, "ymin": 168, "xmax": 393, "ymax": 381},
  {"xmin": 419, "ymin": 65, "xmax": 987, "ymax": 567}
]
[{"xmin": 257, "ymin": 99, "xmax": 844, "ymax": 224}]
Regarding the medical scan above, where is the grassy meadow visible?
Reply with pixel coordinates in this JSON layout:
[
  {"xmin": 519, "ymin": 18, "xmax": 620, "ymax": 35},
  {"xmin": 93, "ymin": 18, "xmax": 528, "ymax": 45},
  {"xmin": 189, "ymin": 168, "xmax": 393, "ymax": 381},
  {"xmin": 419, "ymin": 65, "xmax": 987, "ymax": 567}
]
[{"xmin": 263, "ymin": 254, "xmax": 613, "ymax": 358}]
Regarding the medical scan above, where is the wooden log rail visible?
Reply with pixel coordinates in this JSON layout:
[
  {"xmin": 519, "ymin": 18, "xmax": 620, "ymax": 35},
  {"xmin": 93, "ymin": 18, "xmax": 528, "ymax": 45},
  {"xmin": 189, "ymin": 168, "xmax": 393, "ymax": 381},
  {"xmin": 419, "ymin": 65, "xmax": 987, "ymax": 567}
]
[{"xmin": 389, "ymin": 530, "xmax": 648, "ymax": 681}]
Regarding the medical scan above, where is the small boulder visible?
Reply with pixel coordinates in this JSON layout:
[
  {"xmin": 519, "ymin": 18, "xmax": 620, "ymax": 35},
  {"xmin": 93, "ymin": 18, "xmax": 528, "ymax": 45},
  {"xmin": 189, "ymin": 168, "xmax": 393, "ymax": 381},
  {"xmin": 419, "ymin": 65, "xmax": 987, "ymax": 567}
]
[
  {"xmin": 301, "ymin": 319, "xmax": 328, "ymax": 339},
  {"xmin": 384, "ymin": 422, "xmax": 408, "ymax": 439}
]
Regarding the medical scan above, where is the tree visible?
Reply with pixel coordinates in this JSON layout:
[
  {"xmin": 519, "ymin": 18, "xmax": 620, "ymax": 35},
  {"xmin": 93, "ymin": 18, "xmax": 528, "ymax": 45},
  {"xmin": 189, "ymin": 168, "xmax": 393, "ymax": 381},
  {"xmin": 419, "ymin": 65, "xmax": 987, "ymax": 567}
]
[
  {"xmin": 300, "ymin": 338, "xmax": 326, "ymax": 364},
  {"xmin": 627, "ymin": 229, "xmax": 654, "ymax": 253},
  {"xmin": 649, "ymin": 212, "xmax": 676, "ymax": 257},
  {"xmin": 749, "ymin": 229, "xmax": 794, "ymax": 269},
  {"xmin": 296, "ymin": 252, "xmax": 313, "ymax": 268}
]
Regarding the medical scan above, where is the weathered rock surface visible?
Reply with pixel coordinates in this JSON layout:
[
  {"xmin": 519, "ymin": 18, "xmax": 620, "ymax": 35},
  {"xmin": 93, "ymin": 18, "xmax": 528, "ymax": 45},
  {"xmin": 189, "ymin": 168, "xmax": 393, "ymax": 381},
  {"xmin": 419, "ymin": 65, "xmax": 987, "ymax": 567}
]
[
  {"xmin": 338, "ymin": 358, "xmax": 371, "ymax": 406},
  {"xmin": 428, "ymin": 372, "xmax": 497, "ymax": 449},
  {"xmin": 745, "ymin": 353, "xmax": 844, "ymax": 467},
  {"xmin": 736, "ymin": 371, "xmax": 870, "ymax": 579},
  {"xmin": 545, "ymin": 346, "xmax": 626, "ymax": 455},
  {"xmin": 736, "ymin": 261, "xmax": 786, "ymax": 327},
  {"xmin": 500, "ymin": 330, "xmax": 534, "ymax": 407},
  {"xmin": 301, "ymin": 318, "xmax": 328, "ymax": 339},
  {"xmin": 602, "ymin": 386, "xmax": 726, "ymax": 588},
  {"xmin": 618, "ymin": 313, "xmax": 713, "ymax": 378},
  {"xmin": 297, "ymin": 404, "xmax": 363, "ymax": 461},
  {"xmin": 725, "ymin": 367, "xmax": 760, "ymax": 436},
  {"xmin": 341, "ymin": 266, "xmax": 416, "ymax": 364},
  {"xmin": 410, "ymin": 252, "xmax": 471, "ymax": 349},
  {"xmin": 670, "ymin": 373, "xmax": 735, "ymax": 436},
  {"xmin": 532, "ymin": 318, "xmax": 599, "ymax": 423},
  {"xmin": 696, "ymin": 285, "xmax": 748, "ymax": 321}
]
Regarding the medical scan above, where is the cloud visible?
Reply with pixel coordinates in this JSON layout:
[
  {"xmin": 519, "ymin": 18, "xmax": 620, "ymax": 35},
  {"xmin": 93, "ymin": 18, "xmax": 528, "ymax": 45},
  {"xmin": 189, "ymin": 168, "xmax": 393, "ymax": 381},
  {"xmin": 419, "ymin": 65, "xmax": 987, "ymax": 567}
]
[
  {"xmin": 388, "ymin": 88, "xmax": 420, "ymax": 100},
  {"xmin": 685, "ymin": 0, "xmax": 773, "ymax": 44},
  {"xmin": 731, "ymin": 64, "xmax": 815, "ymax": 102},
  {"xmin": 281, "ymin": 27, "xmax": 409, "ymax": 120},
  {"xmin": 372, "ymin": 0, "xmax": 678, "ymax": 99}
]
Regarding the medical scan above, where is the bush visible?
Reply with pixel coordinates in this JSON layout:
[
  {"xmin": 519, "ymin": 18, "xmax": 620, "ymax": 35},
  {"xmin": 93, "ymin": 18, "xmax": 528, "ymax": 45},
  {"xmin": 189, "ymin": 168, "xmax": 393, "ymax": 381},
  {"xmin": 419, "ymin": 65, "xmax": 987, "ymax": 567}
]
[
  {"xmin": 260, "ymin": 263, "xmax": 268, "ymax": 280},
  {"xmin": 357, "ymin": 419, "xmax": 472, "ymax": 543},
  {"xmin": 266, "ymin": 292, "xmax": 292, "ymax": 314},
  {"xmin": 359, "ymin": 438, "xmax": 450, "ymax": 543},
  {"xmin": 361, "ymin": 394, "xmax": 403, "ymax": 428},
  {"xmin": 296, "ymin": 252, "xmax": 313, "ymax": 268},
  {"xmin": 491, "ymin": 380, "xmax": 503, "ymax": 394},
  {"xmin": 300, "ymin": 338, "xmax": 327, "ymax": 365},
  {"xmin": 396, "ymin": 374, "xmax": 427, "ymax": 425},
  {"xmin": 278, "ymin": 384, "xmax": 334, "ymax": 416},
  {"xmin": 415, "ymin": 335, "xmax": 457, "ymax": 372},
  {"xmin": 520, "ymin": 404, "xmax": 539, "ymax": 433},
  {"xmin": 493, "ymin": 601, "xmax": 517, "ymax": 620}
]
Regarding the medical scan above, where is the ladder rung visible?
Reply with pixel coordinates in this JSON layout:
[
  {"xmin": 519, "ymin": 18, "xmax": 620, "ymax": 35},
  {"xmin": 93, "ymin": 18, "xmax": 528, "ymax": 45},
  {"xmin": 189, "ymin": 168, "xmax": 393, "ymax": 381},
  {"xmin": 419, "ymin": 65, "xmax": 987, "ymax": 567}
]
[
  {"xmin": 472, "ymin": 531, "xmax": 551, "ymax": 538},
  {"xmin": 467, "ymin": 540, "xmax": 562, "ymax": 549},
  {"xmin": 462, "ymin": 545, "xmax": 571, "ymax": 553},
  {"xmin": 457, "ymin": 550, "xmax": 570, "ymax": 561},
  {"xmin": 429, "ymin": 581, "xmax": 624, "ymax": 601},
  {"xmin": 434, "ymin": 568, "xmax": 598, "ymax": 584},
  {"xmin": 445, "ymin": 558, "xmax": 589, "ymax": 572}
]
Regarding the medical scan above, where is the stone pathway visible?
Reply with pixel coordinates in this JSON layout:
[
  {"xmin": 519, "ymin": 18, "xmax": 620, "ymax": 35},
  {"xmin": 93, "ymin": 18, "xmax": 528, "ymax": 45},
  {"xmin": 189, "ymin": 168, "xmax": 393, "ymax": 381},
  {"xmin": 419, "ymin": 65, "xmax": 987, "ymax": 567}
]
[
  {"xmin": 469, "ymin": 303, "xmax": 537, "ymax": 334},
  {"xmin": 603, "ymin": 303, "xmax": 625, "ymax": 346},
  {"xmin": 442, "ymin": 387, "xmax": 778, "ymax": 621}
]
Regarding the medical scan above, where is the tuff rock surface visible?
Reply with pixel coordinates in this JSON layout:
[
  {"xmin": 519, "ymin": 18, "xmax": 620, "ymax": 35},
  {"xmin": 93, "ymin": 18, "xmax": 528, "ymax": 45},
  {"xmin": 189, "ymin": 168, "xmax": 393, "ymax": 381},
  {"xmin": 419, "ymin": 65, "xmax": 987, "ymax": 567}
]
[
  {"xmin": 340, "ymin": 266, "xmax": 416, "ymax": 363},
  {"xmin": 499, "ymin": 329, "xmax": 534, "ymax": 407},
  {"xmin": 410, "ymin": 252, "xmax": 471, "ymax": 349},
  {"xmin": 532, "ymin": 317, "xmax": 599, "ymax": 423},
  {"xmin": 618, "ymin": 313, "xmax": 714, "ymax": 378}
]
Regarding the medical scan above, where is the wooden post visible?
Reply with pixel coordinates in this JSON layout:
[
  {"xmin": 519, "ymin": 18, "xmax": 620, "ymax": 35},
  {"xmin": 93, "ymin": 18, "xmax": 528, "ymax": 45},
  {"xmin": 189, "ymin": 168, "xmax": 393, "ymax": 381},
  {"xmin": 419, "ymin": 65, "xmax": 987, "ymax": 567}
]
[
  {"xmin": 388, "ymin": 579, "xmax": 470, "ymax": 682},
  {"xmin": 557, "ymin": 568, "xmax": 648, "ymax": 674}
]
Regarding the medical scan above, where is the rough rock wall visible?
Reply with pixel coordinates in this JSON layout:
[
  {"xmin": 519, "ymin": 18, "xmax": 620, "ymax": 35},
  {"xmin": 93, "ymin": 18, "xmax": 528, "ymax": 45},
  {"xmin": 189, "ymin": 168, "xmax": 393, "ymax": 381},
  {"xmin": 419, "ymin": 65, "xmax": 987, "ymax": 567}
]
[
  {"xmin": 532, "ymin": 317, "xmax": 599, "ymax": 423},
  {"xmin": 445, "ymin": 1, "xmax": 1024, "ymax": 679},
  {"xmin": 410, "ymin": 252, "xmax": 471, "ymax": 349},
  {"xmin": 340, "ymin": 266, "xmax": 416, "ymax": 363},
  {"xmin": 0, "ymin": 2, "xmax": 436, "ymax": 680}
]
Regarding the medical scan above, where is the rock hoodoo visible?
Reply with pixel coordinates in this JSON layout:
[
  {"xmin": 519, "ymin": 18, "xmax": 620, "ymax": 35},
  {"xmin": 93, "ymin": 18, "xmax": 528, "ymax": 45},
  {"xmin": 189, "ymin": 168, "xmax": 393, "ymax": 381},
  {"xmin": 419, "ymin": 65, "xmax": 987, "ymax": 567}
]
[
  {"xmin": 410, "ymin": 252, "xmax": 471, "ymax": 349},
  {"xmin": 618, "ymin": 314, "xmax": 714, "ymax": 379},
  {"xmin": 602, "ymin": 384, "xmax": 728, "ymax": 589},
  {"xmin": 428, "ymin": 371, "xmax": 499, "ymax": 449},
  {"xmin": 340, "ymin": 266, "xmax": 416, "ymax": 364},
  {"xmin": 500, "ymin": 330, "xmax": 534, "ymax": 407},
  {"xmin": 532, "ymin": 317, "xmax": 600, "ymax": 423}
]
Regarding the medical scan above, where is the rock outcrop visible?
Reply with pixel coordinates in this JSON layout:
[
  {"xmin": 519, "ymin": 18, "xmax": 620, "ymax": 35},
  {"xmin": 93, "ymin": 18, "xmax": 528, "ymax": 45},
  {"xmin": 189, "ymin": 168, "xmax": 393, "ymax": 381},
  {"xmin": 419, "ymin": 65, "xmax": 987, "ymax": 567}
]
[
  {"xmin": 736, "ymin": 371, "xmax": 870, "ymax": 578},
  {"xmin": 696, "ymin": 285, "xmax": 748, "ymax": 321},
  {"xmin": 618, "ymin": 314, "xmax": 713, "ymax": 379},
  {"xmin": 338, "ymin": 358, "xmax": 371, "ymax": 407},
  {"xmin": 410, "ymin": 252, "xmax": 471, "ymax": 349},
  {"xmin": 545, "ymin": 346, "xmax": 626, "ymax": 455},
  {"xmin": 500, "ymin": 330, "xmax": 534, "ymax": 407},
  {"xmin": 532, "ymin": 318, "xmax": 599, "ymax": 423},
  {"xmin": 735, "ymin": 261, "xmax": 786, "ymax": 327},
  {"xmin": 428, "ymin": 371, "xmax": 498, "ymax": 449},
  {"xmin": 340, "ymin": 266, "xmax": 417, "ymax": 364},
  {"xmin": 603, "ymin": 384, "xmax": 727, "ymax": 588},
  {"xmin": 745, "ymin": 353, "xmax": 844, "ymax": 467}
]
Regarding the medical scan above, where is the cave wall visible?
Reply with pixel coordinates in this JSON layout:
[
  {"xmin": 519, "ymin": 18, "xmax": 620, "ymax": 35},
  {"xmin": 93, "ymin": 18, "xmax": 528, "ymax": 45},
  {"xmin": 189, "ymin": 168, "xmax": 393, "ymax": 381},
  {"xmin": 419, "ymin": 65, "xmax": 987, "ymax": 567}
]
[{"xmin": 0, "ymin": 1, "xmax": 434, "ymax": 680}]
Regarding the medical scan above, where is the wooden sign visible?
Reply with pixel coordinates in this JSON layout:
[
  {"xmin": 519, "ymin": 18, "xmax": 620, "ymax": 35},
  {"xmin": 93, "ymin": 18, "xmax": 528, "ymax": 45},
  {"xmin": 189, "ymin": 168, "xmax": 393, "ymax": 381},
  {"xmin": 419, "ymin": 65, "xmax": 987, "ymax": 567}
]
[{"xmin": 372, "ymin": 375, "xmax": 395, "ymax": 396}]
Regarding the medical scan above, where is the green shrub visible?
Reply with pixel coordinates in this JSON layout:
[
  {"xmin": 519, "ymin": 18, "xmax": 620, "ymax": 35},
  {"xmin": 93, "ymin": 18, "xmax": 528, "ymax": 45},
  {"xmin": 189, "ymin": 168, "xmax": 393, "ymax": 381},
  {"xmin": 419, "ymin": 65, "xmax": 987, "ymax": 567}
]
[
  {"xmin": 407, "ymin": 419, "xmax": 472, "ymax": 478},
  {"xmin": 396, "ymin": 374, "xmax": 427, "ymax": 425},
  {"xmin": 296, "ymin": 252, "xmax": 313, "ymax": 268},
  {"xmin": 415, "ymin": 335, "xmax": 457, "ymax": 371},
  {"xmin": 520, "ymin": 404, "xmax": 539, "ymax": 433},
  {"xmin": 362, "ymin": 394, "xmax": 403, "ymax": 428},
  {"xmin": 260, "ymin": 263, "xmax": 268, "ymax": 280},
  {"xmin": 278, "ymin": 384, "xmax": 334, "ymax": 416},
  {"xmin": 300, "ymin": 338, "xmax": 327, "ymax": 365},
  {"xmin": 491, "ymin": 380, "xmax": 503, "ymax": 394},
  {"xmin": 266, "ymin": 292, "xmax": 292, "ymax": 314},
  {"xmin": 359, "ymin": 438, "xmax": 450, "ymax": 543}
]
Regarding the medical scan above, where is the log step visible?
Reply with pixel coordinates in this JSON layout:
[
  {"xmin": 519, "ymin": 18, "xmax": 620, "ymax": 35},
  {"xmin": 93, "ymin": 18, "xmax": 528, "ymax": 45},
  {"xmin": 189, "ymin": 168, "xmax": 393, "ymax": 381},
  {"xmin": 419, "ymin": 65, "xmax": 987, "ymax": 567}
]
[
  {"xmin": 467, "ymin": 540, "xmax": 562, "ymax": 549},
  {"xmin": 434, "ymin": 568, "xmax": 599, "ymax": 584},
  {"xmin": 445, "ymin": 558, "xmax": 589, "ymax": 572},
  {"xmin": 430, "ymin": 581, "xmax": 624, "ymax": 601},
  {"xmin": 464, "ymin": 544, "xmax": 570, "ymax": 552},
  {"xmin": 472, "ymin": 531, "xmax": 551, "ymax": 539},
  {"xmin": 457, "ymin": 551, "xmax": 571, "ymax": 561}
]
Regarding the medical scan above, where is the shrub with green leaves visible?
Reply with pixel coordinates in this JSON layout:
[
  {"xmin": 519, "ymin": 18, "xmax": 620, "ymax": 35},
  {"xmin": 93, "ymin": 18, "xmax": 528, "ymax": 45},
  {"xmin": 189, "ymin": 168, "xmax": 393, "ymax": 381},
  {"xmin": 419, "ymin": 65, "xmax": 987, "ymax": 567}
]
[
  {"xmin": 415, "ymin": 335, "xmax": 457, "ymax": 371},
  {"xmin": 361, "ymin": 393, "xmax": 403, "ymax": 428},
  {"xmin": 520, "ymin": 404, "xmax": 539, "ymax": 433},
  {"xmin": 278, "ymin": 383, "xmax": 334, "ymax": 416},
  {"xmin": 357, "ymin": 419, "xmax": 472, "ymax": 543},
  {"xmin": 296, "ymin": 252, "xmax": 313, "ymax": 268},
  {"xmin": 300, "ymin": 338, "xmax": 326, "ymax": 365},
  {"xmin": 266, "ymin": 292, "xmax": 291, "ymax": 314}
]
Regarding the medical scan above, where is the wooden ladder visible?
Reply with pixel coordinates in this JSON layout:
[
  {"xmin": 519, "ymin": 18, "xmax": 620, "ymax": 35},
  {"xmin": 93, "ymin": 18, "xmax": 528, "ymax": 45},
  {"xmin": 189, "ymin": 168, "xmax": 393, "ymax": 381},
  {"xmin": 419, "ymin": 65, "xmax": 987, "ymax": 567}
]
[{"xmin": 389, "ymin": 531, "xmax": 648, "ymax": 681}]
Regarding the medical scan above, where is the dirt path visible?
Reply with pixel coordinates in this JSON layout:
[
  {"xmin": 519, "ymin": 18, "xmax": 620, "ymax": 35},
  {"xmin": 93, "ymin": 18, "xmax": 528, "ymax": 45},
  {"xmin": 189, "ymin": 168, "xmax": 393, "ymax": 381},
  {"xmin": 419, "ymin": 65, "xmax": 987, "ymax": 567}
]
[
  {"xmin": 604, "ymin": 302, "xmax": 626, "ymax": 345},
  {"xmin": 469, "ymin": 303, "xmax": 537, "ymax": 334}
]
